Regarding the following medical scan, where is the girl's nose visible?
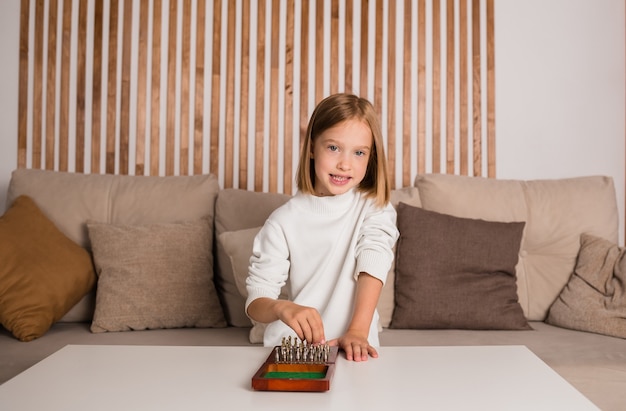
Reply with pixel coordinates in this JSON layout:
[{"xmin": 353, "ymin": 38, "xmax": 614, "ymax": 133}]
[{"xmin": 337, "ymin": 156, "xmax": 350, "ymax": 171}]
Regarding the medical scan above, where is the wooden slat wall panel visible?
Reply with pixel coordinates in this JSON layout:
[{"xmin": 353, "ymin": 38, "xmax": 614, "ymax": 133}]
[
  {"xmin": 402, "ymin": 0, "xmax": 411, "ymax": 186},
  {"xmin": 91, "ymin": 0, "xmax": 104, "ymax": 173},
  {"xmin": 237, "ymin": 0, "xmax": 249, "ymax": 186},
  {"xmin": 459, "ymin": 0, "xmax": 468, "ymax": 175},
  {"xmin": 224, "ymin": 0, "xmax": 236, "ymax": 187},
  {"xmin": 284, "ymin": 0, "xmax": 295, "ymax": 194},
  {"xmin": 119, "ymin": 0, "xmax": 132, "ymax": 175},
  {"xmin": 180, "ymin": 0, "xmax": 192, "ymax": 176},
  {"xmin": 150, "ymin": 0, "xmax": 162, "ymax": 175},
  {"xmin": 417, "ymin": 0, "xmax": 426, "ymax": 175},
  {"xmin": 105, "ymin": 0, "xmax": 118, "ymax": 174},
  {"xmin": 254, "ymin": 0, "xmax": 265, "ymax": 191},
  {"xmin": 194, "ymin": 0, "xmax": 206, "ymax": 175},
  {"xmin": 75, "ymin": 0, "xmax": 87, "ymax": 173},
  {"xmin": 17, "ymin": 0, "xmax": 496, "ymax": 192},
  {"xmin": 135, "ymin": 0, "xmax": 149, "ymax": 176},
  {"xmin": 17, "ymin": 0, "xmax": 29, "ymax": 169},
  {"xmin": 45, "ymin": 0, "xmax": 58, "ymax": 170}
]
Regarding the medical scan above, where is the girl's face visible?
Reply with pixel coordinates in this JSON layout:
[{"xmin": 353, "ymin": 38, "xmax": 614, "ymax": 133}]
[{"xmin": 311, "ymin": 119, "xmax": 372, "ymax": 197}]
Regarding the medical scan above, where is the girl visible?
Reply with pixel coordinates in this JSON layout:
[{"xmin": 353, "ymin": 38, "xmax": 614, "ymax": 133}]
[{"xmin": 245, "ymin": 93, "xmax": 399, "ymax": 362}]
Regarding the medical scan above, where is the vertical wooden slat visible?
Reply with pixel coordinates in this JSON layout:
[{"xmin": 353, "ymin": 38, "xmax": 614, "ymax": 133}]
[
  {"xmin": 299, "ymin": 0, "xmax": 309, "ymax": 141},
  {"xmin": 472, "ymin": 0, "xmax": 482, "ymax": 176},
  {"xmin": 431, "ymin": 0, "xmax": 441, "ymax": 174},
  {"xmin": 445, "ymin": 0, "xmax": 455, "ymax": 174},
  {"xmin": 18, "ymin": 0, "xmax": 30, "ymax": 169},
  {"xmin": 165, "ymin": 0, "xmax": 177, "ymax": 176},
  {"xmin": 75, "ymin": 0, "xmax": 87, "ymax": 173},
  {"xmin": 330, "ymin": 0, "xmax": 338, "ymax": 94},
  {"xmin": 119, "ymin": 0, "xmax": 132, "ymax": 175},
  {"xmin": 315, "ymin": 0, "xmax": 323, "ymax": 102},
  {"xmin": 45, "ymin": 0, "xmax": 58, "ymax": 170},
  {"xmin": 193, "ymin": 0, "xmax": 206, "ymax": 175},
  {"xmin": 283, "ymin": 0, "xmax": 294, "ymax": 194},
  {"xmin": 224, "ymin": 0, "xmax": 236, "ymax": 187},
  {"xmin": 387, "ymin": 0, "xmax": 396, "ymax": 186},
  {"xmin": 359, "ymin": 0, "xmax": 368, "ymax": 97},
  {"xmin": 91, "ymin": 0, "xmax": 104, "ymax": 173},
  {"xmin": 486, "ymin": 0, "xmax": 495, "ymax": 177},
  {"xmin": 210, "ymin": 0, "xmax": 222, "ymax": 178},
  {"xmin": 402, "ymin": 0, "xmax": 411, "ymax": 186},
  {"xmin": 105, "ymin": 0, "xmax": 119, "ymax": 174},
  {"xmin": 179, "ymin": 0, "xmax": 191, "ymax": 175},
  {"xmin": 417, "ymin": 0, "xmax": 426, "ymax": 174},
  {"xmin": 32, "ymin": 0, "xmax": 45, "ymax": 169},
  {"xmin": 150, "ymin": 0, "xmax": 162, "ymax": 175},
  {"xmin": 254, "ymin": 0, "xmax": 265, "ymax": 191},
  {"xmin": 58, "ymin": 0, "xmax": 72, "ymax": 172},
  {"xmin": 459, "ymin": 0, "xmax": 468, "ymax": 175},
  {"xmin": 238, "ymin": 0, "xmax": 250, "ymax": 187},
  {"xmin": 135, "ymin": 0, "xmax": 149, "ymax": 176},
  {"xmin": 268, "ymin": 0, "xmax": 279, "ymax": 192},
  {"xmin": 344, "ymin": 0, "xmax": 353, "ymax": 93},
  {"xmin": 373, "ymin": 0, "xmax": 382, "ymax": 115}
]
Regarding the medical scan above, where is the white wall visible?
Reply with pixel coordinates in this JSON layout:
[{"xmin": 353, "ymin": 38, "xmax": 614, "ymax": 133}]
[
  {"xmin": 0, "ymin": 0, "xmax": 624, "ymax": 242},
  {"xmin": 0, "ymin": 1, "xmax": 20, "ymax": 215},
  {"xmin": 495, "ymin": 0, "xmax": 625, "ymax": 243}
]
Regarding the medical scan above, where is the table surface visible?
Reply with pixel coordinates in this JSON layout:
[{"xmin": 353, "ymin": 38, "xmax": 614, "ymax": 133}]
[{"xmin": 0, "ymin": 344, "xmax": 598, "ymax": 411}]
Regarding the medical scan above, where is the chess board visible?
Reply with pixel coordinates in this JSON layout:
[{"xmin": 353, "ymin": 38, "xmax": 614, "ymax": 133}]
[{"xmin": 251, "ymin": 338, "xmax": 339, "ymax": 392}]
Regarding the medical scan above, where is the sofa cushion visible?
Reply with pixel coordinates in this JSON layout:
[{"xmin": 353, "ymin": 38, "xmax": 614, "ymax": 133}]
[
  {"xmin": 415, "ymin": 174, "xmax": 619, "ymax": 321},
  {"xmin": 0, "ymin": 196, "xmax": 95, "ymax": 341},
  {"xmin": 7, "ymin": 169, "xmax": 219, "ymax": 323},
  {"xmin": 214, "ymin": 189, "xmax": 290, "ymax": 327},
  {"xmin": 390, "ymin": 203, "xmax": 530, "ymax": 330},
  {"xmin": 219, "ymin": 225, "xmax": 293, "ymax": 343},
  {"xmin": 219, "ymin": 226, "xmax": 264, "ymax": 299},
  {"xmin": 546, "ymin": 233, "xmax": 626, "ymax": 338},
  {"xmin": 88, "ymin": 219, "xmax": 226, "ymax": 333}
]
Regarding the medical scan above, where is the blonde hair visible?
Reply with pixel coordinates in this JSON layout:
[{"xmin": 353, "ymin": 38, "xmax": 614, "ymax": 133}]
[{"xmin": 296, "ymin": 93, "xmax": 391, "ymax": 207}]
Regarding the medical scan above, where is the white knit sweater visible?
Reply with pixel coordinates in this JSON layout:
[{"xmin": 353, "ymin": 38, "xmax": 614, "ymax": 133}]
[{"xmin": 245, "ymin": 188, "xmax": 399, "ymax": 347}]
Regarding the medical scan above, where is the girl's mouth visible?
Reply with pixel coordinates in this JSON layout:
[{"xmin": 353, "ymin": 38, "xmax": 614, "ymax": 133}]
[{"xmin": 330, "ymin": 174, "xmax": 351, "ymax": 185}]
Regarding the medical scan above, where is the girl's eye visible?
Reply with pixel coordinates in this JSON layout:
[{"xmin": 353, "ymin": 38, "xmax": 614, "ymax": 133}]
[
  {"xmin": 328, "ymin": 145, "xmax": 338, "ymax": 152},
  {"xmin": 355, "ymin": 150, "xmax": 366, "ymax": 157}
]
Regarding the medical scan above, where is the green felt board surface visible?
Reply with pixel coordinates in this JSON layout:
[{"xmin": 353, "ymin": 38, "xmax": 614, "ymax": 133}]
[{"xmin": 263, "ymin": 371, "xmax": 327, "ymax": 379}]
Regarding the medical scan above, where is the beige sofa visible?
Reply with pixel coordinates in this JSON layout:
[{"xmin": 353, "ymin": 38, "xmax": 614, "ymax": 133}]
[{"xmin": 1, "ymin": 169, "xmax": 625, "ymax": 411}]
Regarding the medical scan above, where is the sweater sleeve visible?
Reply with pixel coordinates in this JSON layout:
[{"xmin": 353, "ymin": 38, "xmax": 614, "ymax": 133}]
[
  {"xmin": 354, "ymin": 202, "xmax": 399, "ymax": 283},
  {"xmin": 245, "ymin": 219, "xmax": 291, "ymax": 314}
]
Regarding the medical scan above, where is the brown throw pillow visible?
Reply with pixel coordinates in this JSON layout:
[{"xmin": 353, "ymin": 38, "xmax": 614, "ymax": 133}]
[
  {"xmin": 88, "ymin": 219, "xmax": 226, "ymax": 333},
  {"xmin": 390, "ymin": 203, "xmax": 530, "ymax": 330},
  {"xmin": 546, "ymin": 233, "xmax": 626, "ymax": 338},
  {"xmin": 0, "ymin": 196, "xmax": 96, "ymax": 341}
]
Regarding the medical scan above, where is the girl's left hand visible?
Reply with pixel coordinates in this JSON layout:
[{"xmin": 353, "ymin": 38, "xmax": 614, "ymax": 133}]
[{"xmin": 327, "ymin": 331, "xmax": 378, "ymax": 362}]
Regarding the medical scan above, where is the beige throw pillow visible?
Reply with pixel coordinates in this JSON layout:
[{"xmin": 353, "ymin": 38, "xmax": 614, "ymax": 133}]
[
  {"xmin": 218, "ymin": 226, "xmax": 285, "ymax": 343},
  {"xmin": 88, "ymin": 219, "xmax": 226, "ymax": 333},
  {"xmin": 547, "ymin": 233, "xmax": 626, "ymax": 338}
]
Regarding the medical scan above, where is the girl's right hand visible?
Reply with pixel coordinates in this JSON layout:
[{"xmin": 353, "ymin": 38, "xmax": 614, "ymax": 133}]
[{"xmin": 273, "ymin": 300, "xmax": 326, "ymax": 345}]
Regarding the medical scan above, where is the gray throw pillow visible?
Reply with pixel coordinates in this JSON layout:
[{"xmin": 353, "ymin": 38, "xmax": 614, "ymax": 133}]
[{"xmin": 390, "ymin": 203, "xmax": 530, "ymax": 330}]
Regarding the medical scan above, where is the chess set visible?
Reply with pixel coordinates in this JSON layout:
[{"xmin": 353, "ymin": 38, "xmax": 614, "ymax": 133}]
[{"xmin": 251, "ymin": 336, "xmax": 339, "ymax": 392}]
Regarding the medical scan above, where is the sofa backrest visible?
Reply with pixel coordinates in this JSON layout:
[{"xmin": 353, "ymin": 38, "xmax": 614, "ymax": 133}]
[
  {"xmin": 7, "ymin": 169, "xmax": 220, "ymax": 322},
  {"xmin": 415, "ymin": 174, "xmax": 619, "ymax": 321},
  {"xmin": 6, "ymin": 169, "xmax": 619, "ymax": 326}
]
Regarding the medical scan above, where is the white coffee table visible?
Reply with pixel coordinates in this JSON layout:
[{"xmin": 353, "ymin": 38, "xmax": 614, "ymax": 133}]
[{"xmin": 0, "ymin": 345, "xmax": 598, "ymax": 410}]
